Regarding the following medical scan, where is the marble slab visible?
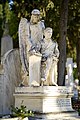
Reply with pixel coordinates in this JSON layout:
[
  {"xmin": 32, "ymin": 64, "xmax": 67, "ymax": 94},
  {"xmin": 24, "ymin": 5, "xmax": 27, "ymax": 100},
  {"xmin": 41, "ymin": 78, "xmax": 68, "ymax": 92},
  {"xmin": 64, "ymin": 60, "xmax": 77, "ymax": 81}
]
[{"xmin": 14, "ymin": 86, "xmax": 74, "ymax": 113}]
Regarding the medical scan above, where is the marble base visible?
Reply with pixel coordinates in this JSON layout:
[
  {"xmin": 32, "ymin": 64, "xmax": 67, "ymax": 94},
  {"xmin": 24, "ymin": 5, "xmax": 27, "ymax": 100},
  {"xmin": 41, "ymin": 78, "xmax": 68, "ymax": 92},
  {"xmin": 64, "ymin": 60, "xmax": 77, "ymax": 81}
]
[
  {"xmin": 33, "ymin": 111, "xmax": 78, "ymax": 120},
  {"xmin": 14, "ymin": 86, "xmax": 74, "ymax": 113}
]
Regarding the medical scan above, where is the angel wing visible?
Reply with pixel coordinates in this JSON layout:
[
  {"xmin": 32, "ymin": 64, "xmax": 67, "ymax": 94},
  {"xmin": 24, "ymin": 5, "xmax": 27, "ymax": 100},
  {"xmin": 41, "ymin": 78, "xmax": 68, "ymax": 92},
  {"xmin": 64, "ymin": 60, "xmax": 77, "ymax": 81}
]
[{"xmin": 18, "ymin": 17, "xmax": 30, "ymax": 74}]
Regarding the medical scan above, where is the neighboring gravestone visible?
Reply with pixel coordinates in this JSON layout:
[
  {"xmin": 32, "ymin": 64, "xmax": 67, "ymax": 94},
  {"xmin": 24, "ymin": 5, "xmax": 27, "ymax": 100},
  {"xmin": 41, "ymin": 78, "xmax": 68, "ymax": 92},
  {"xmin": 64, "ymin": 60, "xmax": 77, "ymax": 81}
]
[
  {"xmin": 1, "ymin": 22, "xmax": 13, "ymax": 62},
  {"xmin": 65, "ymin": 58, "xmax": 77, "ymax": 86},
  {"xmin": 0, "ymin": 49, "xmax": 21, "ymax": 115}
]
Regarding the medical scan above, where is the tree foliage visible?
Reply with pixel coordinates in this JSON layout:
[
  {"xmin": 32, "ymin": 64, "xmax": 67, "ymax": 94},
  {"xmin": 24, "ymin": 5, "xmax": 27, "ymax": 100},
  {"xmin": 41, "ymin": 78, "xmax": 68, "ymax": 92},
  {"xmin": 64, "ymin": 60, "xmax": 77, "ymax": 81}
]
[
  {"xmin": 10, "ymin": 0, "xmax": 60, "ymax": 41},
  {"xmin": 67, "ymin": 0, "xmax": 80, "ymax": 60},
  {"xmin": 0, "ymin": 0, "xmax": 61, "ymax": 48}
]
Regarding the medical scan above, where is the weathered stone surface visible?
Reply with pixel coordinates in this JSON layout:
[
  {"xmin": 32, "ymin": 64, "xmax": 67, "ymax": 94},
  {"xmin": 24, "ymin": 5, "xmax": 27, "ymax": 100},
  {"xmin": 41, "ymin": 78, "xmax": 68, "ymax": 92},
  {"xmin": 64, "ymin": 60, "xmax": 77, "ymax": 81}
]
[
  {"xmin": 1, "ymin": 22, "xmax": 13, "ymax": 62},
  {"xmin": 14, "ymin": 86, "xmax": 74, "ymax": 113},
  {"xmin": 0, "ymin": 49, "xmax": 21, "ymax": 115},
  {"xmin": 1, "ymin": 35, "xmax": 13, "ymax": 58},
  {"xmin": 29, "ymin": 53, "xmax": 42, "ymax": 86},
  {"xmin": 0, "ymin": 74, "xmax": 4, "ymax": 114}
]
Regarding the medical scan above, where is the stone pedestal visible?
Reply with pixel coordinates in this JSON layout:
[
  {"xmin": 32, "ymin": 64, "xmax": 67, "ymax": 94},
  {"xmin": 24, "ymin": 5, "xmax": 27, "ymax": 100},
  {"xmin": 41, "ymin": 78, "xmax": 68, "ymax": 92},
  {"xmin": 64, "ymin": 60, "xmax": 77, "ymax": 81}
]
[
  {"xmin": 14, "ymin": 86, "xmax": 74, "ymax": 113},
  {"xmin": 29, "ymin": 53, "xmax": 42, "ymax": 86},
  {"xmin": 14, "ymin": 86, "xmax": 79, "ymax": 119}
]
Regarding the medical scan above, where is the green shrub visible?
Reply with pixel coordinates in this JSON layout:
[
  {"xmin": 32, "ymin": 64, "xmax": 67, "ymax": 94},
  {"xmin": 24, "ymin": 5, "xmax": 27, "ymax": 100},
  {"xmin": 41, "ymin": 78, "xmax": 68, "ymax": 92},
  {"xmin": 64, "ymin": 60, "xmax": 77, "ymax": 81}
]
[{"xmin": 11, "ymin": 105, "xmax": 34, "ymax": 118}]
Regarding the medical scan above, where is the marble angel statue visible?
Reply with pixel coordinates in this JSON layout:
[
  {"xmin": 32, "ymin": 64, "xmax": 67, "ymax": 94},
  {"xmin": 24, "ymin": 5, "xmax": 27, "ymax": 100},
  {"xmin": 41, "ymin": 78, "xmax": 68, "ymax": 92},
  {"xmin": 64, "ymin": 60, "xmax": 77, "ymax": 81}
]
[{"xmin": 18, "ymin": 9, "xmax": 45, "ymax": 86}]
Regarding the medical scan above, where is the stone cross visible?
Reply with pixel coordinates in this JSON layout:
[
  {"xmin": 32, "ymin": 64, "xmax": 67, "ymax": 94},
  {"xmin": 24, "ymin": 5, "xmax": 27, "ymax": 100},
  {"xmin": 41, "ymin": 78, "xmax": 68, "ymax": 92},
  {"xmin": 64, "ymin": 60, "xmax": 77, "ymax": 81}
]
[{"xmin": 65, "ymin": 58, "xmax": 77, "ymax": 86}]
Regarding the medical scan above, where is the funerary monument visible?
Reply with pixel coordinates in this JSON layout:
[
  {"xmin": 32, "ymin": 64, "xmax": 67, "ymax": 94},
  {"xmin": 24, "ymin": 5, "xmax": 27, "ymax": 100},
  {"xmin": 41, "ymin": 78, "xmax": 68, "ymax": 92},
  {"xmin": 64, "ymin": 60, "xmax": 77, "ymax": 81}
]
[{"xmin": 14, "ymin": 9, "xmax": 76, "ymax": 119}]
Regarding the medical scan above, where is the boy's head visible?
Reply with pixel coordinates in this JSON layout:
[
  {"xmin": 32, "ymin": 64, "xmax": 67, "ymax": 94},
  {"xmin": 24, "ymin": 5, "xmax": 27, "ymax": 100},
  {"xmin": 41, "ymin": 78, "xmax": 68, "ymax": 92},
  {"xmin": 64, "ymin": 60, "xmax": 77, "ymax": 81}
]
[{"xmin": 44, "ymin": 27, "xmax": 53, "ymax": 39}]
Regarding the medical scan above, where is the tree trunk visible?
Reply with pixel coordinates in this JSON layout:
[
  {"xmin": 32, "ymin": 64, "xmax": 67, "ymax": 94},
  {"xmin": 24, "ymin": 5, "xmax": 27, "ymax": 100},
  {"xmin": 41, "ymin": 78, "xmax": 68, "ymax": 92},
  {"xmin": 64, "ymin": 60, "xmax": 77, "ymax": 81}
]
[
  {"xmin": 76, "ymin": 37, "xmax": 80, "ymax": 85},
  {"xmin": 58, "ymin": 0, "xmax": 69, "ymax": 86}
]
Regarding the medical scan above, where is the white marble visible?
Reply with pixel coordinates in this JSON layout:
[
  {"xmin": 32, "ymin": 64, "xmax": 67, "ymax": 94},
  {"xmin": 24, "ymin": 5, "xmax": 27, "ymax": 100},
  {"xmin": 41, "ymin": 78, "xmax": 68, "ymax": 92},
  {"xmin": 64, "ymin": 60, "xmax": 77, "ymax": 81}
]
[
  {"xmin": 19, "ymin": 9, "xmax": 45, "ymax": 86},
  {"xmin": 41, "ymin": 27, "xmax": 59, "ymax": 86},
  {"xmin": 29, "ymin": 53, "xmax": 42, "ymax": 86},
  {"xmin": 14, "ymin": 86, "xmax": 74, "ymax": 113}
]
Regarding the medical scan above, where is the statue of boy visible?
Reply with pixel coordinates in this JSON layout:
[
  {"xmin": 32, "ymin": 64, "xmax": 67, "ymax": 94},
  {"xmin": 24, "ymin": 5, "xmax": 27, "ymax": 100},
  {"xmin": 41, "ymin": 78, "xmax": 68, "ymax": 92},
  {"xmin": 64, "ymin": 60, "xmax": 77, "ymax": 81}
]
[{"xmin": 40, "ymin": 27, "xmax": 59, "ymax": 86}]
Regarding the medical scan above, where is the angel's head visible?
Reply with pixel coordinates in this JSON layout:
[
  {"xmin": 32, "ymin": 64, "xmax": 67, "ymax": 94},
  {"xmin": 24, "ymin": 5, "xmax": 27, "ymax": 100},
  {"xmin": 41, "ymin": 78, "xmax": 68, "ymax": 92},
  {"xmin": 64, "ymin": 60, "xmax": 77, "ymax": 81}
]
[{"xmin": 30, "ymin": 9, "xmax": 40, "ymax": 24}]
